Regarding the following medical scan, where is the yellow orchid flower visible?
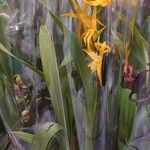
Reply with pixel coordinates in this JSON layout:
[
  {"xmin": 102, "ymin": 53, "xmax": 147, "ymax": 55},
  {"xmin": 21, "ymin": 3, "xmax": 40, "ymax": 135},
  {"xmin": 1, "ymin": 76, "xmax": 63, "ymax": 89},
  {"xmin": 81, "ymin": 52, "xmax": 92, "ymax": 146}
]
[
  {"xmin": 62, "ymin": 2, "xmax": 94, "ymax": 29},
  {"xmin": 62, "ymin": 1, "xmax": 105, "ymax": 49},
  {"xmin": 82, "ymin": 26, "xmax": 106, "ymax": 51},
  {"xmin": 83, "ymin": 42, "xmax": 111, "ymax": 85},
  {"xmin": 82, "ymin": 0, "xmax": 111, "ymax": 7},
  {"xmin": 62, "ymin": 0, "xmax": 110, "ymax": 86},
  {"xmin": 94, "ymin": 41, "xmax": 110, "ymax": 57},
  {"xmin": 62, "ymin": 4, "xmax": 104, "ymax": 31},
  {"xmin": 84, "ymin": 50, "xmax": 103, "ymax": 85},
  {"xmin": 62, "ymin": 3, "xmax": 95, "ymax": 48},
  {"xmin": 81, "ymin": 6, "xmax": 105, "ymax": 49}
]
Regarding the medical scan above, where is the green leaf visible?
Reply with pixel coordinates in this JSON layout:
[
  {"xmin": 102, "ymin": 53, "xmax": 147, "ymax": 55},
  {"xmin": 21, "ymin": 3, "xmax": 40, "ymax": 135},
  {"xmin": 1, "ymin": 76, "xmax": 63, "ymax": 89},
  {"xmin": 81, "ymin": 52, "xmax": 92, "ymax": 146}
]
[
  {"xmin": 0, "ymin": 75, "xmax": 19, "ymax": 126},
  {"xmin": 60, "ymin": 51, "xmax": 72, "ymax": 68},
  {"xmin": 115, "ymin": 11, "xmax": 148, "ymax": 49},
  {"xmin": 0, "ymin": 42, "xmax": 44, "ymax": 78},
  {"xmin": 49, "ymin": 11, "xmax": 99, "ymax": 149},
  {"xmin": 12, "ymin": 131, "xmax": 33, "ymax": 144},
  {"xmin": 115, "ymin": 11, "xmax": 148, "ymax": 70},
  {"xmin": 49, "ymin": 11, "xmax": 97, "ymax": 122},
  {"xmin": 0, "ymin": 15, "xmax": 12, "ymax": 81},
  {"xmin": 31, "ymin": 122, "xmax": 63, "ymax": 150},
  {"xmin": 0, "ymin": 0, "xmax": 5, "ymax": 5},
  {"xmin": 0, "ymin": 15, "xmax": 20, "ymax": 126},
  {"xmin": 112, "ymin": 31, "xmax": 125, "ymax": 48},
  {"xmin": 133, "ymin": 25, "xmax": 148, "ymax": 50},
  {"xmin": 130, "ymin": 44, "xmax": 146, "ymax": 70},
  {"xmin": 59, "ymin": 68, "xmax": 74, "ymax": 138},
  {"xmin": 111, "ymin": 31, "xmax": 126, "ymax": 58},
  {"xmin": 117, "ymin": 86, "xmax": 135, "ymax": 142},
  {"xmin": 130, "ymin": 26, "xmax": 148, "ymax": 70},
  {"xmin": 39, "ymin": 25, "xmax": 70, "ymax": 149}
]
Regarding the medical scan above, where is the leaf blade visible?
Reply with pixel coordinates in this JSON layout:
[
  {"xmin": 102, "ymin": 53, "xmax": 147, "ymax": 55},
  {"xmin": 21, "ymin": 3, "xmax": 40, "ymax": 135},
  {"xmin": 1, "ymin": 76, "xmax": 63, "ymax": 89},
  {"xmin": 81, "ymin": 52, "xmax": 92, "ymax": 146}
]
[
  {"xmin": 12, "ymin": 131, "xmax": 33, "ymax": 144},
  {"xmin": 0, "ymin": 42, "xmax": 44, "ymax": 78}
]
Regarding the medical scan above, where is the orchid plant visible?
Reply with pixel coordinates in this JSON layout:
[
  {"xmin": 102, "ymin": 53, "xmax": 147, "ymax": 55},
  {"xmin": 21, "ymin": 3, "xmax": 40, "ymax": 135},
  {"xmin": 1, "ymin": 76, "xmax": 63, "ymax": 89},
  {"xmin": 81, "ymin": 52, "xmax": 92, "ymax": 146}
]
[{"xmin": 0, "ymin": 0, "xmax": 149, "ymax": 150}]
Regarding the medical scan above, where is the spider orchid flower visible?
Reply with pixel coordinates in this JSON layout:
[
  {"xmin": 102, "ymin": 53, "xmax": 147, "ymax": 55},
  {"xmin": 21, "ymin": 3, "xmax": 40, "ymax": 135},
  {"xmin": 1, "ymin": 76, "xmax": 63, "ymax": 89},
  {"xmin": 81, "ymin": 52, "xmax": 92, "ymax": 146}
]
[
  {"xmin": 62, "ymin": 1, "xmax": 105, "ymax": 49},
  {"xmin": 62, "ymin": 0, "xmax": 110, "ymax": 86},
  {"xmin": 62, "ymin": 1, "xmax": 94, "ymax": 29}
]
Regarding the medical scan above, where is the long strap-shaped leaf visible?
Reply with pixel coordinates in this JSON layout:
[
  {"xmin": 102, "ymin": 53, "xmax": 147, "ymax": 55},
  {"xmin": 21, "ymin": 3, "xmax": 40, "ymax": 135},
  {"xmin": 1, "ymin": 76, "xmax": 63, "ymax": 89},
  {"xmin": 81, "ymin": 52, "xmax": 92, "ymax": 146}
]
[
  {"xmin": 49, "ymin": 11, "xmax": 99, "ymax": 150},
  {"xmin": 12, "ymin": 122, "xmax": 63, "ymax": 150},
  {"xmin": 12, "ymin": 131, "xmax": 33, "ymax": 144},
  {"xmin": 0, "ymin": 16, "xmax": 20, "ymax": 125},
  {"xmin": 0, "ymin": 15, "xmax": 12, "ymax": 81},
  {"xmin": 49, "ymin": 11, "xmax": 97, "ymax": 122},
  {"xmin": 0, "ymin": 42, "xmax": 44, "ymax": 78},
  {"xmin": 39, "ymin": 25, "xmax": 70, "ymax": 150},
  {"xmin": 31, "ymin": 122, "xmax": 63, "ymax": 150}
]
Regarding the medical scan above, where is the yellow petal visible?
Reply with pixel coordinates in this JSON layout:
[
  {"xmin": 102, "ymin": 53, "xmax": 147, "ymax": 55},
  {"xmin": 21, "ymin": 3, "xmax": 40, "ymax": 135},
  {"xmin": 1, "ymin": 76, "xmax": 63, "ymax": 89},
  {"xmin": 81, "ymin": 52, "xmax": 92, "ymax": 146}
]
[
  {"xmin": 88, "ymin": 59, "xmax": 102, "ymax": 85},
  {"xmin": 82, "ymin": 28, "xmax": 95, "ymax": 48},
  {"xmin": 62, "ymin": 2, "xmax": 97, "ymax": 29},
  {"xmin": 96, "ymin": 61, "xmax": 102, "ymax": 85},
  {"xmin": 97, "ymin": 20, "xmax": 105, "ymax": 27},
  {"xmin": 70, "ymin": 0, "xmax": 81, "ymax": 12},
  {"xmin": 94, "ymin": 41, "xmax": 110, "ymax": 57},
  {"xmin": 61, "ymin": 12, "xmax": 77, "ymax": 18},
  {"xmin": 93, "ymin": 26, "xmax": 106, "ymax": 41},
  {"xmin": 84, "ymin": 50, "xmax": 103, "ymax": 85},
  {"xmin": 76, "ymin": 21, "xmax": 82, "ymax": 42},
  {"xmin": 84, "ymin": 49, "xmax": 101, "ymax": 60},
  {"xmin": 82, "ymin": 0, "xmax": 111, "ymax": 7},
  {"xmin": 88, "ymin": 61, "xmax": 97, "ymax": 72}
]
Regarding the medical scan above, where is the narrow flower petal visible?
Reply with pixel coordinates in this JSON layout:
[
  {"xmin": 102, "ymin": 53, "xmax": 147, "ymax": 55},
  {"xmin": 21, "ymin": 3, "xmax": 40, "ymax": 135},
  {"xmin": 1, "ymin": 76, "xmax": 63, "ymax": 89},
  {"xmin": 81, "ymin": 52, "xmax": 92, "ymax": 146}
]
[
  {"xmin": 97, "ymin": 61, "xmax": 102, "ymax": 85},
  {"xmin": 82, "ymin": 28, "xmax": 95, "ymax": 49},
  {"xmin": 94, "ymin": 41, "xmax": 110, "ymax": 57},
  {"xmin": 62, "ymin": 12, "xmax": 77, "ymax": 18},
  {"xmin": 82, "ymin": 0, "xmax": 111, "ymax": 7},
  {"xmin": 88, "ymin": 61, "xmax": 97, "ymax": 72},
  {"xmin": 93, "ymin": 26, "xmax": 106, "ymax": 41},
  {"xmin": 84, "ymin": 49, "xmax": 101, "ymax": 60},
  {"xmin": 62, "ymin": 2, "xmax": 97, "ymax": 29},
  {"xmin": 84, "ymin": 50, "xmax": 103, "ymax": 85}
]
